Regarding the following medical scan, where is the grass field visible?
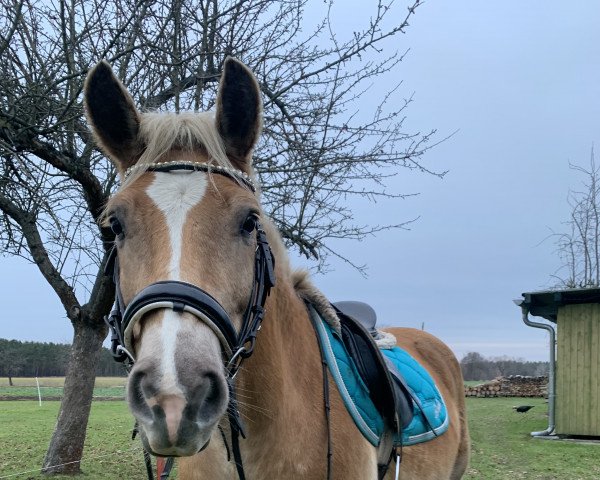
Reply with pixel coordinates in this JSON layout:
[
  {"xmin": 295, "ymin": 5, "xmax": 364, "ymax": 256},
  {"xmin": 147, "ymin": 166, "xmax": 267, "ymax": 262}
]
[
  {"xmin": 0, "ymin": 401, "xmax": 145, "ymax": 479},
  {"xmin": 464, "ymin": 380, "xmax": 486, "ymax": 387},
  {"xmin": 0, "ymin": 377, "xmax": 127, "ymax": 388},
  {"xmin": 0, "ymin": 377, "xmax": 126, "ymax": 399},
  {"xmin": 465, "ymin": 397, "xmax": 600, "ymax": 479},
  {"xmin": 2, "ymin": 394, "xmax": 600, "ymax": 479}
]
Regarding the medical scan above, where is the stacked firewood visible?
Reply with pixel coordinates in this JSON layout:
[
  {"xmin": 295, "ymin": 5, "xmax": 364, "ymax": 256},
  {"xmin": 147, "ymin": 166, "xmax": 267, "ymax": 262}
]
[{"xmin": 464, "ymin": 375, "xmax": 548, "ymax": 398}]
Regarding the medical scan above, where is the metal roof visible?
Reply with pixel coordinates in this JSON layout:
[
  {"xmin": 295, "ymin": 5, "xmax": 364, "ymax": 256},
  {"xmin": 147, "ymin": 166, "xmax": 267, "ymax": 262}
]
[{"xmin": 516, "ymin": 287, "xmax": 600, "ymax": 322}]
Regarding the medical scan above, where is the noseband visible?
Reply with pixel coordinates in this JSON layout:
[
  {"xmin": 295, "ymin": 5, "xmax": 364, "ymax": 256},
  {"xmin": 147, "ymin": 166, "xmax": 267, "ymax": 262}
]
[{"xmin": 103, "ymin": 162, "xmax": 276, "ymax": 479}]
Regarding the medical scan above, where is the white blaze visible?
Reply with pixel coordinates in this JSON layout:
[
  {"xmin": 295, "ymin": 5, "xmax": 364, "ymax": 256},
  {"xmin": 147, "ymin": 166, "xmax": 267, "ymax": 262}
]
[
  {"xmin": 146, "ymin": 170, "xmax": 207, "ymax": 387},
  {"xmin": 146, "ymin": 171, "xmax": 207, "ymax": 279}
]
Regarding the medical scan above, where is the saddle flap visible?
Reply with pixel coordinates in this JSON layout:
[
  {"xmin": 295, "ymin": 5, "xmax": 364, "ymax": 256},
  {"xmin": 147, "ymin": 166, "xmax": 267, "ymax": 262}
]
[
  {"xmin": 334, "ymin": 306, "xmax": 398, "ymax": 431},
  {"xmin": 382, "ymin": 356, "xmax": 415, "ymax": 429}
]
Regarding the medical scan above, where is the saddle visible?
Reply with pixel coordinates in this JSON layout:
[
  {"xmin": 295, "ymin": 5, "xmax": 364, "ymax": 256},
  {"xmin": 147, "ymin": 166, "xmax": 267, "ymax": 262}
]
[
  {"xmin": 307, "ymin": 300, "xmax": 449, "ymax": 478},
  {"xmin": 332, "ymin": 302, "xmax": 415, "ymax": 435}
]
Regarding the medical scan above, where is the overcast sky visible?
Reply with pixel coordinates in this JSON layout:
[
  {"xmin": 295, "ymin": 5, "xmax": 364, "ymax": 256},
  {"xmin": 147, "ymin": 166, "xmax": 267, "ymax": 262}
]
[{"xmin": 1, "ymin": 1, "xmax": 599, "ymax": 361}]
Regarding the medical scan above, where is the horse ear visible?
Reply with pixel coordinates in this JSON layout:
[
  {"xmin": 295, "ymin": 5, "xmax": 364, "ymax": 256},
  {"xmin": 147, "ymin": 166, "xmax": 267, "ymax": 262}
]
[
  {"xmin": 215, "ymin": 58, "xmax": 262, "ymax": 171},
  {"xmin": 84, "ymin": 61, "xmax": 141, "ymax": 173}
]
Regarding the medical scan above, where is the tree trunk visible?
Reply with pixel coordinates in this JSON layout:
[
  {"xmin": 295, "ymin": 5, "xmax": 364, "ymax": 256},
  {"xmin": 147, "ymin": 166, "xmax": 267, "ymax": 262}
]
[
  {"xmin": 8, "ymin": 375, "xmax": 13, "ymax": 386},
  {"xmin": 42, "ymin": 317, "xmax": 106, "ymax": 475}
]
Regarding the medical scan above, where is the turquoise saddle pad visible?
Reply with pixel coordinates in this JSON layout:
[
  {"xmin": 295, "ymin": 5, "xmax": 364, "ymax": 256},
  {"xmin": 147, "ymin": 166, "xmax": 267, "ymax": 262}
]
[{"xmin": 309, "ymin": 305, "xmax": 449, "ymax": 447}]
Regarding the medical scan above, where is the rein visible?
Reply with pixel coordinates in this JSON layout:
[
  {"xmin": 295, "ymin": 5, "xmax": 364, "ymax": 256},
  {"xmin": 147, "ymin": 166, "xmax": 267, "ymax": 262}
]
[{"xmin": 103, "ymin": 162, "xmax": 275, "ymax": 480}]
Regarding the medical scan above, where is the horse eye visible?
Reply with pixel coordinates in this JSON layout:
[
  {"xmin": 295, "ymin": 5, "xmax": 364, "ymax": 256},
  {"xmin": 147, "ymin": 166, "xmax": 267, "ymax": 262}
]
[
  {"xmin": 241, "ymin": 214, "xmax": 258, "ymax": 235},
  {"xmin": 110, "ymin": 217, "xmax": 124, "ymax": 236}
]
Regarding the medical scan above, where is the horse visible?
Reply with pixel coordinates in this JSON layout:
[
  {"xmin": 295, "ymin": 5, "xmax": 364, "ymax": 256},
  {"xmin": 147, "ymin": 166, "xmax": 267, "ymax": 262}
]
[{"xmin": 84, "ymin": 57, "xmax": 470, "ymax": 479}]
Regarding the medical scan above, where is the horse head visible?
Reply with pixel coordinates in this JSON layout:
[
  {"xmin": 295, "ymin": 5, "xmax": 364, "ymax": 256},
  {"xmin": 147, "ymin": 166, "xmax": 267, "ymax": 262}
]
[{"xmin": 84, "ymin": 58, "xmax": 267, "ymax": 457}]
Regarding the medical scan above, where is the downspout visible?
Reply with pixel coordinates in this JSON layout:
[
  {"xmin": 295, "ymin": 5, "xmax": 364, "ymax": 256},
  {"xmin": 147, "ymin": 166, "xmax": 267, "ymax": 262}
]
[{"xmin": 519, "ymin": 303, "xmax": 556, "ymax": 436}]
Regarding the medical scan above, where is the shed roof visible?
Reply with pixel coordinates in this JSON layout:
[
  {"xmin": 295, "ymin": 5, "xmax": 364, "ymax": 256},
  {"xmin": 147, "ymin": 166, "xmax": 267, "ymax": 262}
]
[{"xmin": 517, "ymin": 287, "xmax": 600, "ymax": 322}]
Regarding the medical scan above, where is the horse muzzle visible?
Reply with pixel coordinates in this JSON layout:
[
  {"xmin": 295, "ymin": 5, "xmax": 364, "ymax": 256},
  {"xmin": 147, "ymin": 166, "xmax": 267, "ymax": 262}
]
[{"xmin": 126, "ymin": 314, "xmax": 230, "ymax": 457}]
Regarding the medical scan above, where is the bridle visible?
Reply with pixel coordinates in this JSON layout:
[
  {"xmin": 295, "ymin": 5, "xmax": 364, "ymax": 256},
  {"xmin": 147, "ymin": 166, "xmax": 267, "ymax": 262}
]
[{"xmin": 104, "ymin": 161, "xmax": 276, "ymax": 480}]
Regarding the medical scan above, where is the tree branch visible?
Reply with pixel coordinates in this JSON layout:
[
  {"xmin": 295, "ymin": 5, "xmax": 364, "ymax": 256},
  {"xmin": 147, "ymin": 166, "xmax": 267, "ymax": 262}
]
[{"xmin": 0, "ymin": 191, "xmax": 80, "ymax": 319}]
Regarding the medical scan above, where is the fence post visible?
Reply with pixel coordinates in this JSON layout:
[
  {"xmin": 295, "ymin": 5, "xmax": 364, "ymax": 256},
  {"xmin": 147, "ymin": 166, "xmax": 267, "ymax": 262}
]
[{"xmin": 35, "ymin": 377, "xmax": 42, "ymax": 406}]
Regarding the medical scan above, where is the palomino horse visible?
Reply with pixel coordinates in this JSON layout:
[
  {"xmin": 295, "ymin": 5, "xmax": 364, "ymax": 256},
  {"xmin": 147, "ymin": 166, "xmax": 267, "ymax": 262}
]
[{"xmin": 84, "ymin": 58, "xmax": 469, "ymax": 479}]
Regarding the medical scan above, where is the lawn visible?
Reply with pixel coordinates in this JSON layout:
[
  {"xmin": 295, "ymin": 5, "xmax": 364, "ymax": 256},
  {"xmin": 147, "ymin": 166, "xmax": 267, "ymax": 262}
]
[
  {"xmin": 464, "ymin": 380, "xmax": 486, "ymax": 387},
  {"xmin": 0, "ymin": 377, "xmax": 126, "ymax": 387},
  {"xmin": 465, "ymin": 397, "xmax": 600, "ymax": 479},
  {"xmin": 1, "ymin": 396, "xmax": 600, "ymax": 479},
  {"xmin": 0, "ymin": 401, "xmax": 146, "ymax": 479},
  {"xmin": 0, "ymin": 377, "xmax": 126, "ymax": 399}
]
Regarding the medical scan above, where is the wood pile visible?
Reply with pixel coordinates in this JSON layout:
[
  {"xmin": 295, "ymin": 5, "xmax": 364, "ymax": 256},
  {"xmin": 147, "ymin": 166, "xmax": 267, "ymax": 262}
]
[{"xmin": 464, "ymin": 375, "xmax": 548, "ymax": 398}]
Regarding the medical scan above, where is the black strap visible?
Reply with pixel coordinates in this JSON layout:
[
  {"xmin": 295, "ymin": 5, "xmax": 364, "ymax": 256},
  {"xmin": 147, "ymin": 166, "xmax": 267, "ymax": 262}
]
[
  {"xmin": 218, "ymin": 425, "xmax": 231, "ymax": 461},
  {"xmin": 226, "ymin": 378, "xmax": 247, "ymax": 479},
  {"xmin": 234, "ymin": 225, "xmax": 275, "ymax": 362},
  {"xmin": 160, "ymin": 458, "xmax": 175, "ymax": 480},
  {"xmin": 122, "ymin": 280, "xmax": 238, "ymax": 351},
  {"xmin": 229, "ymin": 414, "xmax": 246, "ymax": 480},
  {"xmin": 104, "ymin": 249, "xmax": 129, "ymax": 362},
  {"xmin": 142, "ymin": 449, "xmax": 154, "ymax": 480},
  {"xmin": 321, "ymin": 346, "xmax": 333, "ymax": 479},
  {"xmin": 305, "ymin": 302, "xmax": 333, "ymax": 480},
  {"xmin": 377, "ymin": 447, "xmax": 396, "ymax": 480}
]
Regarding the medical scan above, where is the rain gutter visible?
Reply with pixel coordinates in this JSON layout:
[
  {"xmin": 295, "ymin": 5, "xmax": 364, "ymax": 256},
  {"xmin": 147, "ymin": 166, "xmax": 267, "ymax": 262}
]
[{"xmin": 514, "ymin": 300, "xmax": 556, "ymax": 437}]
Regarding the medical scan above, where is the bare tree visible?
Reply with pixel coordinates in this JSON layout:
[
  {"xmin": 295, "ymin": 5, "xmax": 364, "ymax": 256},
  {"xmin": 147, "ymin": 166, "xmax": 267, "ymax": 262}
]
[
  {"xmin": 0, "ymin": 0, "xmax": 442, "ymax": 473},
  {"xmin": 553, "ymin": 146, "xmax": 600, "ymax": 288}
]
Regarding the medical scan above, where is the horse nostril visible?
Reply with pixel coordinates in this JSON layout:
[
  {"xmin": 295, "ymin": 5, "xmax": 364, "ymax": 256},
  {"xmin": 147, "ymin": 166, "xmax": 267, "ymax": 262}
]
[
  {"xmin": 189, "ymin": 372, "xmax": 228, "ymax": 424},
  {"xmin": 127, "ymin": 367, "xmax": 156, "ymax": 422}
]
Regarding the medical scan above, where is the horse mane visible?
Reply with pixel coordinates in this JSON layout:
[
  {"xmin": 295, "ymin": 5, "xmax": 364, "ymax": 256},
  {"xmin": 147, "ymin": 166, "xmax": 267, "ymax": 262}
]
[
  {"xmin": 291, "ymin": 269, "xmax": 397, "ymax": 348},
  {"xmin": 124, "ymin": 111, "xmax": 235, "ymax": 184},
  {"xmin": 292, "ymin": 270, "xmax": 341, "ymax": 332}
]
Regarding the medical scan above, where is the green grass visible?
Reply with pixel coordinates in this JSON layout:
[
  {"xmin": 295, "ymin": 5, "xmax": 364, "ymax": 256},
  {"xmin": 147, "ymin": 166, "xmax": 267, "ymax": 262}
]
[
  {"xmin": 0, "ymin": 401, "xmax": 149, "ymax": 479},
  {"xmin": 0, "ymin": 377, "xmax": 126, "ymax": 399},
  {"xmin": 0, "ymin": 377, "xmax": 126, "ymax": 387},
  {"xmin": 464, "ymin": 380, "xmax": 487, "ymax": 387},
  {"xmin": 0, "ymin": 386, "xmax": 125, "ymax": 399},
  {"xmin": 2, "ymin": 397, "xmax": 600, "ymax": 478},
  {"xmin": 465, "ymin": 397, "xmax": 600, "ymax": 479}
]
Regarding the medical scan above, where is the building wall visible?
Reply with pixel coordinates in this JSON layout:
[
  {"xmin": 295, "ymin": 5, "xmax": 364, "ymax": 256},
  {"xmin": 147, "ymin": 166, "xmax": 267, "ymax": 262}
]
[{"xmin": 556, "ymin": 303, "xmax": 600, "ymax": 436}]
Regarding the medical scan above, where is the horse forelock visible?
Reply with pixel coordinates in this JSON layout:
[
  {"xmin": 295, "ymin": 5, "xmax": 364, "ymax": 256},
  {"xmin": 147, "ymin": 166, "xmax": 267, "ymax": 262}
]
[
  {"xmin": 122, "ymin": 111, "xmax": 238, "ymax": 186},
  {"xmin": 101, "ymin": 109, "xmax": 260, "ymax": 223}
]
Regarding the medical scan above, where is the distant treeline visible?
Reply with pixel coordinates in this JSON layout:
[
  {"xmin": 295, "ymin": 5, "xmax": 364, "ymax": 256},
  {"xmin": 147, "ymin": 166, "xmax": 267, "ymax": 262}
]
[
  {"xmin": 1, "ymin": 339, "xmax": 548, "ymax": 383},
  {"xmin": 0, "ymin": 338, "xmax": 126, "ymax": 378},
  {"xmin": 460, "ymin": 351, "xmax": 549, "ymax": 381}
]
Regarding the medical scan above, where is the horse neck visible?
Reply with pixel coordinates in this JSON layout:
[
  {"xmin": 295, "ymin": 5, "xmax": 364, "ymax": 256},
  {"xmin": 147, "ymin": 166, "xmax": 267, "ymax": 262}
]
[{"xmin": 235, "ymin": 276, "xmax": 324, "ymax": 439}]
